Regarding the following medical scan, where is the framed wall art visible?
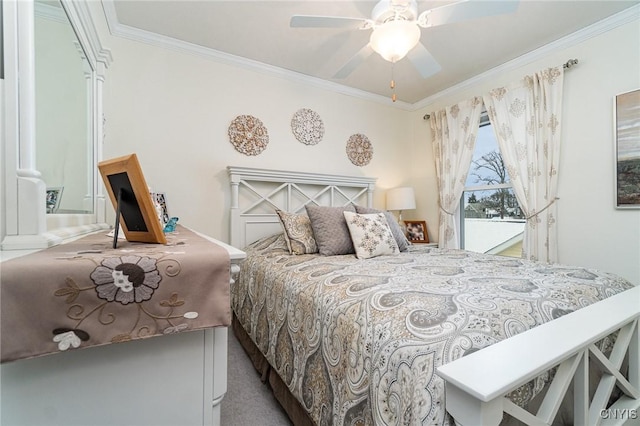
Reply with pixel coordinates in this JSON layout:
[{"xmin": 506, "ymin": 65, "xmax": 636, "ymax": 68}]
[
  {"xmin": 404, "ymin": 220, "xmax": 429, "ymax": 243},
  {"xmin": 98, "ymin": 153, "xmax": 167, "ymax": 246},
  {"xmin": 615, "ymin": 88, "xmax": 640, "ymax": 209}
]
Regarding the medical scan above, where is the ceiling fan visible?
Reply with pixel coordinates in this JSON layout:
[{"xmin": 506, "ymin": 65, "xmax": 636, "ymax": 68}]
[{"xmin": 290, "ymin": 0, "xmax": 520, "ymax": 80}]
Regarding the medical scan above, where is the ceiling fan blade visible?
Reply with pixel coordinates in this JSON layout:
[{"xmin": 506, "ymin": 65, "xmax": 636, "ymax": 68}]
[
  {"xmin": 290, "ymin": 15, "xmax": 369, "ymax": 29},
  {"xmin": 333, "ymin": 44, "xmax": 374, "ymax": 79},
  {"xmin": 407, "ymin": 43, "xmax": 442, "ymax": 79},
  {"xmin": 419, "ymin": 0, "xmax": 519, "ymax": 28}
]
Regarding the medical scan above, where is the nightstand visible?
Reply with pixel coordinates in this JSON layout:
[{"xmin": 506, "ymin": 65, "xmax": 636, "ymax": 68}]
[{"xmin": 410, "ymin": 242, "xmax": 438, "ymax": 247}]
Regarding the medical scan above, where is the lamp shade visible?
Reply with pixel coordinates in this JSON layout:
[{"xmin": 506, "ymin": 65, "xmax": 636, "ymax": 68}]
[
  {"xmin": 386, "ymin": 187, "xmax": 416, "ymax": 211},
  {"xmin": 370, "ymin": 20, "xmax": 421, "ymax": 63}
]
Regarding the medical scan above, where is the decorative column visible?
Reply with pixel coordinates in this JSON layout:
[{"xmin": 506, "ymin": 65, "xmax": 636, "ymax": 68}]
[{"xmin": 2, "ymin": 0, "xmax": 51, "ymax": 249}]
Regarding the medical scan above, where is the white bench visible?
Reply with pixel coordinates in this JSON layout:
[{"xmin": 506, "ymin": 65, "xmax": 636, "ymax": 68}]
[{"xmin": 437, "ymin": 285, "xmax": 640, "ymax": 426}]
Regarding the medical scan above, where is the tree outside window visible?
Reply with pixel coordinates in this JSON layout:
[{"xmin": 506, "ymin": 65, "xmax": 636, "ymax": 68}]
[{"xmin": 461, "ymin": 119, "xmax": 524, "ymax": 257}]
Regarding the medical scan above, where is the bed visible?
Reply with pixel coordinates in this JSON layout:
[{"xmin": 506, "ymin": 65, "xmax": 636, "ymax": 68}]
[{"xmin": 227, "ymin": 166, "xmax": 639, "ymax": 426}]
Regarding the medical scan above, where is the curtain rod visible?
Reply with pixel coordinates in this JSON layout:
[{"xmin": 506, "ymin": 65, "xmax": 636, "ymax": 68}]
[{"xmin": 422, "ymin": 58, "xmax": 579, "ymax": 120}]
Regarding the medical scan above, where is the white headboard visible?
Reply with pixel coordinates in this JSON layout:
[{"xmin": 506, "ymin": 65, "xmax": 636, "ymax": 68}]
[{"xmin": 227, "ymin": 167, "xmax": 377, "ymax": 249}]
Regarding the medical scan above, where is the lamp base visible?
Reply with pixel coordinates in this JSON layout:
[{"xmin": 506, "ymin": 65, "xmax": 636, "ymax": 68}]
[{"xmin": 397, "ymin": 211, "xmax": 407, "ymax": 233}]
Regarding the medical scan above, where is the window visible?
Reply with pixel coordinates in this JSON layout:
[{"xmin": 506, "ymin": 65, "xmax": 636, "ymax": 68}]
[{"xmin": 460, "ymin": 113, "xmax": 525, "ymax": 257}]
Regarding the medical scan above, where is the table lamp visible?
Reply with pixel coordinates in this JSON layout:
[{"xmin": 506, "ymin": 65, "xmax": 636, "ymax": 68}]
[{"xmin": 386, "ymin": 187, "xmax": 416, "ymax": 224}]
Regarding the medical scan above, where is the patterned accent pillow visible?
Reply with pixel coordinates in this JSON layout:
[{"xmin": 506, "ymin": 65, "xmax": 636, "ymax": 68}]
[
  {"xmin": 343, "ymin": 211, "xmax": 399, "ymax": 259},
  {"xmin": 305, "ymin": 204, "xmax": 356, "ymax": 256},
  {"xmin": 353, "ymin": 205, "xmax": 410, "ymax": 252},
  {"xmin": 275, "ymin": 210, "xmax": 318, "ymax": 255}
]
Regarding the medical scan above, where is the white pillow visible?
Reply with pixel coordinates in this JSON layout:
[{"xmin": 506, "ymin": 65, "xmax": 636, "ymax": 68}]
[{"xmin": 343, "ymin": 211, "xmax": 399, "ymax": 259}]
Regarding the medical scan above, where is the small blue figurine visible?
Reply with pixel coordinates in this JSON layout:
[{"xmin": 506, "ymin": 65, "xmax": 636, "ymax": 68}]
[{"xmin": 163, "ymin": 217, "xmax": 179, "ymax": 233}]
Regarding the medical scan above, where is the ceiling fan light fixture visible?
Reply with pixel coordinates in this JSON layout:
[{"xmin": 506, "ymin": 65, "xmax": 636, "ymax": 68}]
[{"xmin": 369, "ymin": 20, "xmax": 420, "ymax": 63}]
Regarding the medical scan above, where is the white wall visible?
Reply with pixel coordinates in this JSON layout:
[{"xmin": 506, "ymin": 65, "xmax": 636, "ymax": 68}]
[
  {"xmin": 410, "ymin": 18, "xmax": 640, "ymax": 285},
  {"xmin": 103, "ymin": 44, "xmax": 414, "ymax": 240},
  {"xmin": 89, "ymin": 4, "xmax": 639, "ymax": 285},
  {"xmin": 91, "ymin": 3, "xmax": 414, "ymax": 245}
]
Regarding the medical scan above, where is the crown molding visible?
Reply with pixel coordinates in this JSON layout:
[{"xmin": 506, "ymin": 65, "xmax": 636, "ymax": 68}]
[
  {"xmin": 35, "ymin": 2, "xmax": 67, "ymax": 23},
  {"xmin": 100, "ymin": 1, "xmax": 638, "ymax": 112},
  {"xmin": 100, "ymin": 0, "xmax": 412, "ymax": 111},
  {"xmin": 412, "ymin": 4, "xmax": 640, "ymax": 111}
]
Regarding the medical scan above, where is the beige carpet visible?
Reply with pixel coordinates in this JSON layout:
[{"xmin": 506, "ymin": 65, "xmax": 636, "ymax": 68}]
[{"xmin": 221, "ymin": 329, "xmax": 292, "ymax": 426}]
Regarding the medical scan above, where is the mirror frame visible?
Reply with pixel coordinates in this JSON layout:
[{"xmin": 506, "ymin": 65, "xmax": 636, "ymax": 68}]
[{"xmin": 1, "ymin": 0, "xmax": 112, "ymax": 250}]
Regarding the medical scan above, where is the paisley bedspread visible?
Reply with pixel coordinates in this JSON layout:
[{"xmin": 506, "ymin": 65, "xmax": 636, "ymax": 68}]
[{"xmin": 232, "ymin": 234, "xmax": 634, "ymax": 426}]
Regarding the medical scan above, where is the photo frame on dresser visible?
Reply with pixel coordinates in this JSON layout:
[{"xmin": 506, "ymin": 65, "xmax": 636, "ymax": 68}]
[
  {"xmin": 151, "ymin": 192, "xmax": 170, "ymax": 229},
  {"xmin": 98, "ymin": 153, "xmax": 167, "ymax": 246}
]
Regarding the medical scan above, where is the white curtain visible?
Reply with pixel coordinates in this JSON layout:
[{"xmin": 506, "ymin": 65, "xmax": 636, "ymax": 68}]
[
  {"xmin": 483, "ymin": 66, "xmax": 564, "ymax": 263},
  {"xmin": 430, "ymin": 97, "xmax": 483, "ymax": 249}
]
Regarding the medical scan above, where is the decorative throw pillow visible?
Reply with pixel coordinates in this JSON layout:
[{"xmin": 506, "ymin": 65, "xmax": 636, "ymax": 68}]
[
  {"xmin": 275, "ymin": 210, "xmax": 318, "ymax": 255},
  {"xmin": 305, "ymin": 204, "xmax": 356, "ymax": 256},
  {"xmin": 343, "ymin": 211, "xmax": 399, "ymax": 259},
  {"xmin": 353, "ymin": 205, "xmax": 410, "ymax": 252}
]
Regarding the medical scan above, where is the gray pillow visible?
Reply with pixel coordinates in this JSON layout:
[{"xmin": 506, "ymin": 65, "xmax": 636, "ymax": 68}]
[
  {"xmin": 305, "ymin": 204, "xmax": 356, "ymax": 256},
  {"xmin": 353, "ymin": 205, "xmax": 410, "ymax": 252}
]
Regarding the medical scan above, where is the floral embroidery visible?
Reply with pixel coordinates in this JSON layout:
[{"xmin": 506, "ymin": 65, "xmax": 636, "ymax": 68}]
[
  {"xmin": 53, "ymin": 331, "xmax": 81, "ymax": 351},
  {"xmin": 54, "ymin": 277, "xmax": 85, "ymax": 303},
  {"xmin": 54, "ymin": 253, "xmax": 200, "ymax": 347},
  {"xmin": 449, "ymin": 104, "xmax": 460, "ymax": 119},
  {"xmin": 52, "ymin": 327, "xmax": 89, "ymax": 352},
  {"xmin": 163, "ymin": 323, "xmax": 189, "ymax": 334},
  {"xmin": 461, "ymin": 116, "xmax": 470, "ymax": 133},
  {"xmin": 490, "ymin": 87, "xmax": 507, "ymax": 101},
  {"xmin": 548, "ymin": 113, "xmax": 559, "ymax": 135},
  {"xmin": 542, "ymin": 67, "xmax": 561, "ymax": 84},
  {"xmin": 509, "ymin": 98, "xmax": 526, "ymax": 118},
  {"xmin": 90, "ymin": 256, "xmax": 162, "ymax": 305}
]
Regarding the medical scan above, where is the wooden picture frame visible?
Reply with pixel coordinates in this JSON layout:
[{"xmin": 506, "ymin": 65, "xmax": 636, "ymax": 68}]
[
  {"xmin": 404, "ymin": 220, "xmax": 429, "ymax": 243},
  {"xmin": 614, "ymin": 88, "xmax": 640, "ymax": 209},
  {"xmin": 98, "ymin": 154, "xmax": 166, "ymax": 244}
]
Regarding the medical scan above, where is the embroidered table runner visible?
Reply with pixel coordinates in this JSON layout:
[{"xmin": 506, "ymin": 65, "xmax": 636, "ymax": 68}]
[{"xmin": 1, "ymin": 225, "xmax": 231, "ymax": 363}]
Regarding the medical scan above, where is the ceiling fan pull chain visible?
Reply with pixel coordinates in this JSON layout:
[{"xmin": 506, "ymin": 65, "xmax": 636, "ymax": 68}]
[{"xmin": 390, "ymin": 62, "xmax": 397, "ymax": 102}]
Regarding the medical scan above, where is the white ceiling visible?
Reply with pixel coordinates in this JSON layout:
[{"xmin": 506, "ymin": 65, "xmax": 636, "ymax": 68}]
[{"xmin": 104, "ymin": 0, "xmax": 639, "ymax": 106}]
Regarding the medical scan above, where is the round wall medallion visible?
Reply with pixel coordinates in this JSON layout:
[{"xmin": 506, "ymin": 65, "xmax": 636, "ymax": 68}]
[
  {"xmin": 291, "ymin": 108, "xmax": 324, "ymax": 145},
  {"xmin": 228, "ymin": 115, "xmax": 269, "ymax": 156},
  {"xmin": 346, "ymin": 133, "xmax": 373, "ymax": 166}
]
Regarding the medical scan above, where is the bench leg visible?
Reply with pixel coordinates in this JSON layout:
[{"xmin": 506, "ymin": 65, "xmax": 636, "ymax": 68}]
[{"xmin": 446, "ymin": 384, "xmax": 503, "ymax": 426}]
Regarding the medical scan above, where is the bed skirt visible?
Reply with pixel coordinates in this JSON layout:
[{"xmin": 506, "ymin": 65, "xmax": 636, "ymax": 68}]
[
  {"xmin": 233, "ymin": 314, "xmax": 315, "ymax": 426},
  {"xmin": 233, "ymin": 313, "xmax": 624, "ymax": 426}
]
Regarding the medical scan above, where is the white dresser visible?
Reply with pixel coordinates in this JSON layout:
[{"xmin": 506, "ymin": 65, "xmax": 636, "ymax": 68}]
[{"xmin": 1, "ymin": 232, "xmax": 245, "ymax": 426}]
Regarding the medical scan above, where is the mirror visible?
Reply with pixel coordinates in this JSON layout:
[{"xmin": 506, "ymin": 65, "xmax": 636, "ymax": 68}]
[
  {"xmin": 1, "ymin": 0, "xmax": 111, "ymax": 250},
  {"xmin": 35, "ymin": 0, "xmax": 93, "ymax": 214}
]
